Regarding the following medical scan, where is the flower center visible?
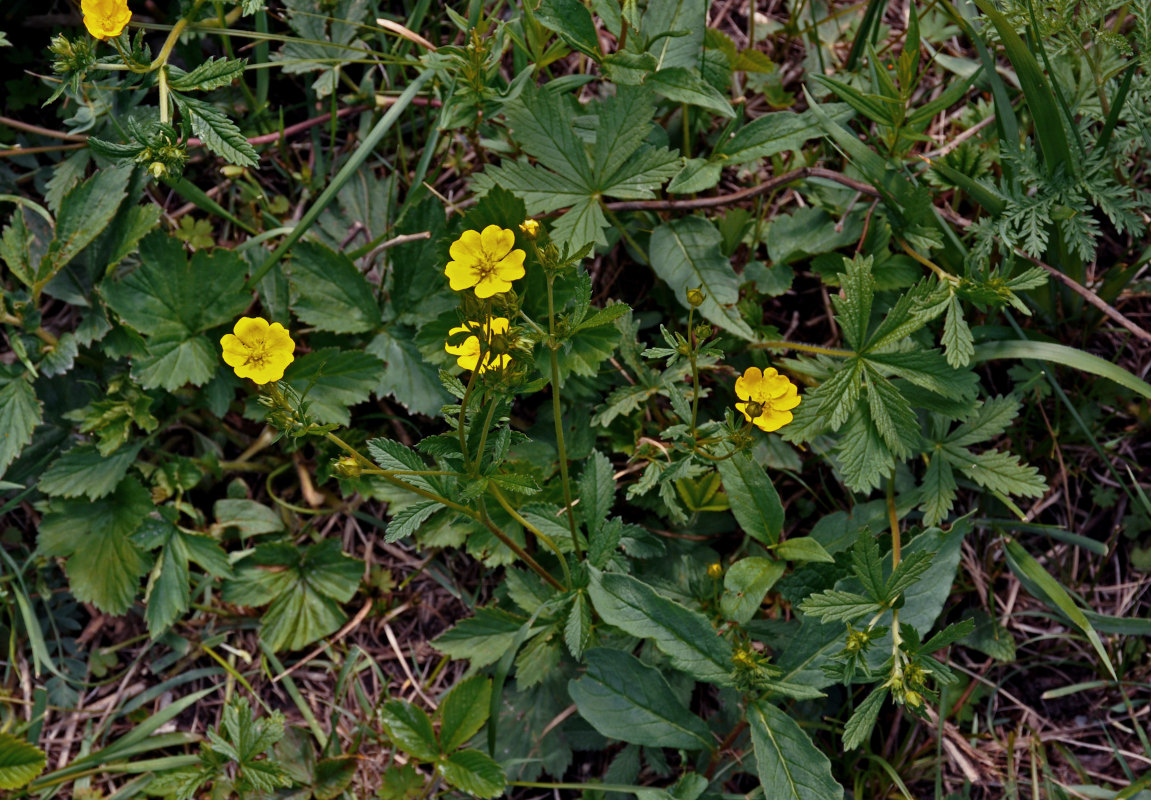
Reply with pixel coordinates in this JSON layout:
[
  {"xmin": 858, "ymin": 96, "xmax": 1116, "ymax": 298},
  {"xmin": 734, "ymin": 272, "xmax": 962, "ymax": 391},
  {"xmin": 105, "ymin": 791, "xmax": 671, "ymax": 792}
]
[
  {"xmin": 243, "ymin": 343, "xmax": 269, "ymax": 368},
  {"xmin": 474, "ymin": 253, "xmax": 497, "ymax": 282}
]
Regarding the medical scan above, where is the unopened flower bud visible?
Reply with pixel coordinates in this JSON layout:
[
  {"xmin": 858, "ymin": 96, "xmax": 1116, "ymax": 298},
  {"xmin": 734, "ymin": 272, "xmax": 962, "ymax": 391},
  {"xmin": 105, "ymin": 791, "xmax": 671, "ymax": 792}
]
[
  {"xmin": 686, "ymin": 287, "xmax": 705, "ymax": 307},
  {"xmin": 742, "ymin": 401, "xmax": 764, "ymax": 419},
  {"xmin": 149, "ymin": 162, "xmax": 166, "ymax": 179},
  {"xmin": 333, "ymin": 456, "xmax": 362, "ymax": 478},
  {"xmin": 904, "ymin": 690, "xmax": 923, "ymax": 708},
  {"xmin": 707, "ymin": 562, "xmax": 723, "ymax": 579},
  {"xmin": 693, "ymin": 323, "xmax": 712, "ymax": 341},
  {"xmin": 518, "ymin": 218, "xmax": 540, "ymax": 238}
]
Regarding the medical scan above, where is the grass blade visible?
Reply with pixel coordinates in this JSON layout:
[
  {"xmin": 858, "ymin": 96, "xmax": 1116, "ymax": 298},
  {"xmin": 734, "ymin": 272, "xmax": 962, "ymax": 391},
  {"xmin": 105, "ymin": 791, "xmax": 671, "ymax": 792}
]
[{"xmin": 973, "ymin": 340, "xmax": 1151, "ymax": 400}]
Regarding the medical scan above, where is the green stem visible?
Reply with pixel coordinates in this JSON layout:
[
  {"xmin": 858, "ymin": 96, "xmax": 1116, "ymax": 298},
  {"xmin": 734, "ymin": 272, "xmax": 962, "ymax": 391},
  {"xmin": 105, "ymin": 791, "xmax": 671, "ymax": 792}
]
[
  {"xmin": 471, "ymin": 393, "xmax": 499, "ymax": 472},
  {"xmin": 547, "ymin": 274, "xmax": 582, "ymax": 559},
  {"xmin": 458, "ymin": 366, "xmax": 477, "ymax": 467},
  {"xmin": 750, "ymin": 339, "xmax": 854, "ymax": 358},
  {"xmin": 479, "ymin": 503, "xmax": 566, "ymax": 591},
  {"xmin": 687, "ymin": 305, "xmax": 700, "ymax": 438},
  {"xmin": 158, "ymin": 66, "xmax": 170, "ymax": 125},
  {"xmin": 489, "ymin": 484, "xmax": 572, "ymax": 588}
]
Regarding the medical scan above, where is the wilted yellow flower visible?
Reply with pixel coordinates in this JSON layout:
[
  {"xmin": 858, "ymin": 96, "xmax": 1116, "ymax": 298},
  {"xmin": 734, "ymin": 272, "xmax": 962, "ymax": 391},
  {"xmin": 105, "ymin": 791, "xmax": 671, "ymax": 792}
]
[
  {"xmin": 220, "ymin": 317, "xmax": 295, "ymax": 384},
  {"xmin": 445, "ymin": 317, "xmax": 511, "ymax": 374},
  {"xmin": 82, "ymin": 0, "xmax": 132, "ymax": 39},
  {"xmin": 444, "ymin": 225, "xmax": 526, "ymax": 298},
  {"xmin": 735, "ymin": 367, "xmax": 801, "ymax": 432}
]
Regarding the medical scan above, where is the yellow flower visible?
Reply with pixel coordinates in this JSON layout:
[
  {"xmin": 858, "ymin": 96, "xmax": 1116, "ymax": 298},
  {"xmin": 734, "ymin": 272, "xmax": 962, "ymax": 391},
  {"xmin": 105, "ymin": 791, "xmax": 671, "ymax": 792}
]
[
  {"xmin": 444, "ymin": 225, "xmax": 526, "ymax": 298},
  {"xmin": 220, "ymin": 317, "xmax": 295, "ymax": 384},
  {"xmin": 735, "ymin": 366, "xmax": 801, "ymax": 432},
  {"xmin": 81, "ymin": 0, "xmax": 132, "ymax": 39},
  {"xmin": 445, "ymin": 317, "xmax": 512, "ymax": 374},
  {"xmin": 518, "ymin": 218, "xmax": 540, "ymax": 239}
]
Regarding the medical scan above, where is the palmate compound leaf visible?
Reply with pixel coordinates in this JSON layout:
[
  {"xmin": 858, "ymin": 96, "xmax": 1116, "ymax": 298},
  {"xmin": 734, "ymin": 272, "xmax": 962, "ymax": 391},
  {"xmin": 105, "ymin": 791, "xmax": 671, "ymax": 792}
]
[
  {"xmin": 0, "ymin": 731, "xmax": 47, "ymax": 790},
  {"xmin": 568, "ymin": 648, "xmax": 713, "ymax": 749},
  {"xmin": 172, "ymin": 93, "xmax": 258, "ymax": 167},
  {"xmin": 133, "ymin": 515, "xmax": 232, "ymax": 637},
  {"xmin": 37, "ymin": 478, "xmax": 153, "ymax": 615},
  {"xmin": 749, "ymin": 701, "xmax": 844, "ymax": 800},
  {"xmin": 288, "ymin": 240, "xmax": 381, "ymax": 334},
  {"xmin": 101, "ymin": 231, "xmax": 251, "ymax": 390},
  {"xmin": 477, "ymin": 85, "xmax": 679, "ymax": 247},
  {"xmin": 222, "ymin": 540, "xmax": 361, "ymax": 651}
]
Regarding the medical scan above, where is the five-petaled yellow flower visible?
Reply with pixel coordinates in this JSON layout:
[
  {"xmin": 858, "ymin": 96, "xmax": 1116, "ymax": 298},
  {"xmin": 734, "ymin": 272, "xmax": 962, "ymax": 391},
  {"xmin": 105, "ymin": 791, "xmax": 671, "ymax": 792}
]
[
  {"xmin": 220, "ymin": 317, "xmax": 295, "ymax": 384},
  {"xmin": 82, "ymin": 0, "xmax": 132, "ymax": 39},
  {"xmin": 445, "ymin": 225, "xmax": 526, "ymax": 298},
  {"xmin": 735, "ymin": 367, "xmax": 801, "ymax": 432},
  {"xmin": 445, "ymin": 317, "xmax": 512, "ymax": 374}
]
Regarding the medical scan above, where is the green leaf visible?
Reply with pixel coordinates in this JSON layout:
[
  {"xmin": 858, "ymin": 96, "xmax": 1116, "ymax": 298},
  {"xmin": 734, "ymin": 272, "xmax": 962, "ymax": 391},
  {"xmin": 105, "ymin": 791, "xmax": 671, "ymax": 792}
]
[
  {"xmin": 223, "ymin": 540, "xmax": 361, "ymax": 651},
  {"xmin": 385, "ymin": 500, "xmax": 440, "ymax": 544},
  {"xmin": 38, "ymin": 441, "xmax": 143, "ymax": 499},
  {"xmin": 534, "ymin": 0, "xmax": 601, "ymax": 59},
  {"xmin": 1003, "ymin": 537, "xmax": 1116, "ymax": 679},
  {"xmin": 37, "ymin": 478, "xmax": 153, "ymax": 615},
  {"xmin": 168, "ymin": 57, "xmax": 246, "ymax": 92},
  {"xmin": 212, "ymin": 499, "xmax": 285, "ymax": 536},
  {"xmin": 919, "ymin": 455, "xmax": 958, "ymax": 527},
  {"xmin": 0, "ymin": 378, "xmax": 40, "ymax": 479},
  {"xmin": 942, "ymin": 444, "xmax": 1047, "ymax": 498},
  {"xmin": 833, "ymin": 254, "xmax": 875, "ymax": 352},
  {"xmin": 721, "ymin": 557, "xmax": 785, "ymax": 625},
  {"xmin": 798, "ymin": 590, "xmax": 881, "ymax": 623},
  {"xmin": 289, "ymin": 241, "xmax": 381, "ymax": 334},
  {"xmin": 748, "ymin": 701, "xmax": 843, "ymax": 800},
  {"xmin": 644, "ymin": 0, "xmax": 705, "ymax": 70},
  {"xmin": 568, "ymin": 648, "xmax": 713, "ymax": 749},
  {"xmin": 437, "ymin": 749, "xmax": 506, "ymax": 798},
  {"xmin": 367, "ymin": 329, "xmax": 447, "ymax": 417},
  {"xmin": 41, "ymin": 166, "xmax": 132, "ymax": 284},
  {"xmin": 971, "ymin": 0, "xmax": 1074, "ymax": 178},
  {"xmin": 973, "ymin": 340, "xmax": 1151, "ymax": 401},
  {"xmin": 433, "ymin": 608, "xmax": 528, "ymax": 668},
  {"xmin": 645, "ymin": 67, "xmax": 735, "ymax": 117},
  {"xmin": 714, "ymin": 106, "xmax": 852, "ymax": 165},
  {"xmin": 174, "ymin": 94, "xmax": 258, "ymax": 167},
  {"xmin": 0, "ymin": 731, "xmax": 47, "ymax": 790},
  {"xmin": 439, "ymin": 676, "xmax": 492, "ymax": 753},
  {"xmin": 313, "ymin": 757, "xmax": 358, "ymax": 800},
  {"xmin": 715, "ymin": 453, "xmax": 784, "ymax": 546},
  {"xmin": 842, "ymin": 687, "xmax": 888, "ymax": 750},
  {"xmin": 942, "ymin": 293, "xmax": 974, "ymax": 368},
  {"xmin": 135, "ymin": 517, "xmax": 232, "ymax": 637},
  {"xmin": 102, "ymin": 232, "xmax": 250, "ymax": 338},
  {"xmin": 588, "ymin": 568, "xmax": 732, "ymax": 685},
  {"xmin": 649, "ymin": 216, "xmax": 755, "ymax": 340},
  {"xmin": 883, "ymin": 549, "xmax": 934, "ymax": 602},
  {"xmin": 284, "ymin": 349, "xmax": 384, "ymax": 426},
  {"xmin": 564, "ymin": 590, "xmax": 593, "ymax": 659},
  {"xmin": 833, "ymin": 402, "xmax": 895, "ymax": 494},
  {"xmin": 775, "ymin": 537, "xmax": 835, "ymax": 563},
  {"xmin": 578, "ymin": 450, "xmax": 615, "ymax": 540},
  {"xmin": 851, "ymin": 535, "xmax": 887, "ymax": 603},
  {"xmin": 132, "ymin": 333, "xmax": 219, "ymax": 391},
  {"xmin": 861, "ymin": 362, "xmax": 919, "ymax": 459}
]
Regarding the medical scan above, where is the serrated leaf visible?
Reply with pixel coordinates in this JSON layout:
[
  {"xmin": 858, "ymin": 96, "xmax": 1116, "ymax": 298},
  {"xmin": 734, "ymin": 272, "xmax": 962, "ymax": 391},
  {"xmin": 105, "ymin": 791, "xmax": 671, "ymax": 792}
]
[
  {"xmin": 168, "ymin": 57, "xmax": 246, "ymax": 92},
  {"xmin": 568, "ymin": 648, "xmax": 712, "ymax": 749},
  {"xmin": 749, "ymin": 701, "xmax": 844, "ymax": 800},
  {"xmin": 175, "ymin": 94, "xmax": 258, "ymax": 167},
  {"xmin": 919, "ymin": 455, "xmax": 958, "ymax": 527},
  {"xmin": 714, "ymin": 106, "xmax": 851, "ymax": 165},
  {"xmin": 861, "ymin": 362, "xmax": 919, "ymax": 458},
  {"xmin": 715, "ymin": 452, "xmax": 784, "ymax": 545},
  {"xmin": 132, "ymin": 332, "xmax": 218, "ymax": 391},
  {"xmin": 381, "ymin": 700, "xmax": 439, "ymax": 760},
  {"xmin": 41, "ymin": 166, "xmax": 132, "ymax": 284},
  {"xmin": 0, "ymin": 731, "xmax": 47, "ymax": 790},
  {"xmin": 883, "ymin": 549, "xmax": 934, "ymax": 601},
  {"xmin": 534, "ymin": 0, "xmax": 600, "ymax": 59},
  {"xmin": 798, "ymin": 589, "xmax": 881, "ymax": 623},
  {"xmin": 842, "ymin": 687, "xmax": 888, "ymax": 750},
  {"xmin": 588, "ymin": 567, "xmax": 732, "ymax": 685},
  {"xmin": 437, "ymin": 749, "xmax": 505, "ymax": 798},
  {"xmin": 385, "ymin": 500, "xmax": 440, "ymax": 543},
  {"xmin": 37, "ymin": 478, "xmax": 153, "ymax": 615},
  {"xmin": 945, "ymin": 395, "xmax": 1021, "ymax": 447},
  {"xmin": 833, "ymin": 255, "xmax": 875, "ymax": 351},
  {"xmin": 440, "ymin": 676, "xmax": 492, "ymax": 752},
  {"xmin": 212, "ymin": 499, "xmax": 285, "ymax": 536},
  {"xmin": 38, "ymin": 441, "xmax": 143, "ymax": 499},
  {"xmin": 942, "ymin": 444, "xmax": 1047, "ymax": 498},
  {"xmin": 644, "ymin": 0, "xmax": 705, "ymax": 70},
  {"xmin": 942, "ymin": 293, "xmax": 974, "ymax": 367},
  {"xmin": 0, "ymin": 378, "xmax": 41, "ymax": 479},
  {"xmin": 851, "ymin": 535, "xmax": 887, "ymax": 602},
  {"xmin": 565, "ymin": 591, "xmax": 592, "ymax": 659},
  {"xmin": 289, "ymin": 241, "xmax": 381, "ymax": 333},
  {"xmin": 649, "ymin": 216, "xmax": 755, "ymax": 340},
  {"xmin": 367, "ymin": 329, "xmax": 447, "ymax": 417},
  {"xmin": 775, "ymin": 537, "xmax": 835, "ymax": 563},
  {"xmin": 834, "ymin": 403, "xmax": 894, "ymax": 494},
  {"xmin": 578, "ymin": 450, "xmax": 614, "ymax": 539},
  {"xmin": 284, "ymin": 349, "xmax": 383, "ymax": 426},
  {"xmin": 432, "ymin": 608, "xmax": 528, "ymax": 667}
]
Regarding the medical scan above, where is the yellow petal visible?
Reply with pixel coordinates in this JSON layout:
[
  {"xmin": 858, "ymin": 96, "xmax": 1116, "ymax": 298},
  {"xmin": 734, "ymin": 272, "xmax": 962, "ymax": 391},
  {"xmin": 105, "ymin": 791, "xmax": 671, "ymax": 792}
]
[
  {"xmin": 473, "ymin": 273, "xmax": 511, "ymax": 299},
  {"xmin": 449, "ymin": 230, "xmax": 483, "ymax": 263},
  {"xmin": 735, "ymin": 367, "xmax": 763, "ymax": 401},
  {"xmin": 754, "ymin": 409, "xmax": 793, "ymax": 432},
  {"xmin": 479, "ymin": 225, "xmax": 515, "ymax": 259},
  {"xmin": 772, "ymin": 386, "xmax": 802, "ymax": 411},
  {"xmin": 445, "ymin": 260, "xmax": 478, "ymax": 292},
  {"xmin": 232, "ymin": 316, "xmax": 270, "ymax": 343},
  {"xmin": 493, "ymin": 248, "xmax": 526, "ymax": 282}
]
